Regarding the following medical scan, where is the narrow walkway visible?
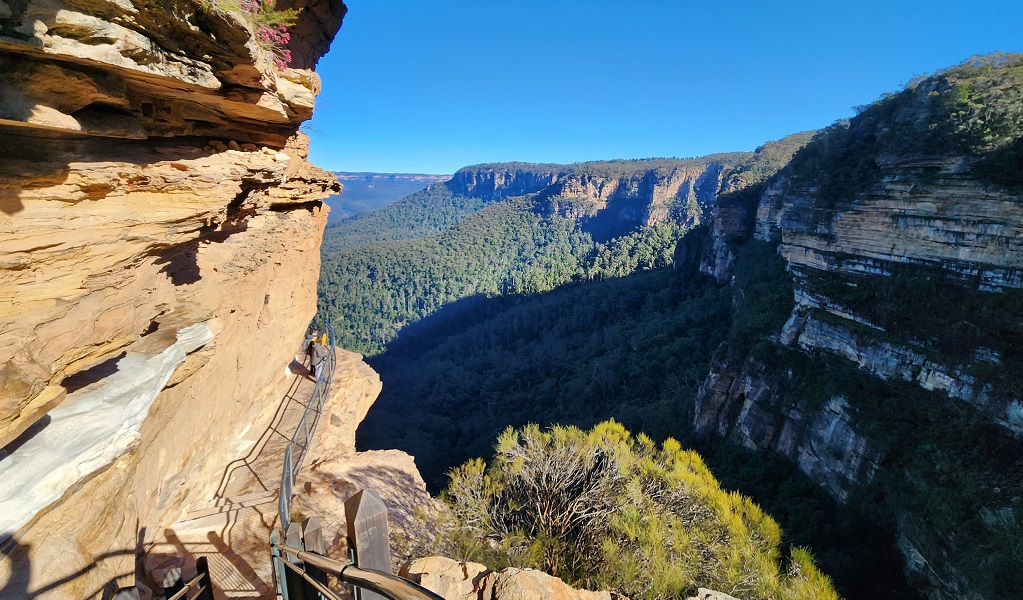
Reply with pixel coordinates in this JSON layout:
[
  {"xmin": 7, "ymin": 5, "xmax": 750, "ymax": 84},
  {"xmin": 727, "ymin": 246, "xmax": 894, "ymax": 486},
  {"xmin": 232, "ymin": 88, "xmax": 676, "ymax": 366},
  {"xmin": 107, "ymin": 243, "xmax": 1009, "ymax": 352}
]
[{"xmin": 148, "ymin": 359, "xmax": 319, "ymax": 598}]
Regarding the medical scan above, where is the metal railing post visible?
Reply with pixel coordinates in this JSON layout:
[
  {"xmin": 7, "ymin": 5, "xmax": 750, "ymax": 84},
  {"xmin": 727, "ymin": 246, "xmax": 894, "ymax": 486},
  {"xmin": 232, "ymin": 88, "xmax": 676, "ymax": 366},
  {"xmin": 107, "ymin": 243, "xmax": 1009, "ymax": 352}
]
[
  {"xmin": 344, "ymin": 489, "xmax": 391, "ymax": 600},
  {"xmin": 271, "ymin": 528, "xmax": 291, "ymax": 600}
]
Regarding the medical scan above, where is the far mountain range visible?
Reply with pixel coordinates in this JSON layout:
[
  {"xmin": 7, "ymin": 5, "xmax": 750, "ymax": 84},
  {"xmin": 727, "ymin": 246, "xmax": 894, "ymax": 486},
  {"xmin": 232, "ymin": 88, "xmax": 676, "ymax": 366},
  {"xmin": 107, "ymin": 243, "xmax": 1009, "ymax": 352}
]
[{"xmin": 325, "ymin": 172, "xmax": 451, "ymax": 222}]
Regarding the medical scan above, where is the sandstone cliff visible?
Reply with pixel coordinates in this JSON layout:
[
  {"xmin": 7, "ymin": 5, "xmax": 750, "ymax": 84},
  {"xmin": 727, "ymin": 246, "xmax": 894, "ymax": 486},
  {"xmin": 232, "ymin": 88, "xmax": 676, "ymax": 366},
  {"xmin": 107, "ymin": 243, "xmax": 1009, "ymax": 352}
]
[
  {"xmin": 694, "ymin": 56, "xmax": 1023, "ymax": 600},
  {"xmin": 0, "ymin": 0, "xmax": 345, "ymax": 597},
  {"xmin": 446, "ymin": 156, "xmax": 752, "ymax": 238}
]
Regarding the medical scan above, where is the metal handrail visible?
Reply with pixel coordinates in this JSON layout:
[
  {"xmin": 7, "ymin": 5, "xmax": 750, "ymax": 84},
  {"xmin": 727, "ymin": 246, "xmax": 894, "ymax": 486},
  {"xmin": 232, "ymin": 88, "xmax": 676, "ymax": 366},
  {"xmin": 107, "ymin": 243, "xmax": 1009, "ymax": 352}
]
[
  {"xmin": 278, "ymin": 322, "xmax": 337, "ymax": 532},
  {"xmin": 271, "ymin": 543, "xmax": 446, "ymax": 600},
  {"xmin": 165, "ymin": 573, "xmax": 204, "ymax": 600}
]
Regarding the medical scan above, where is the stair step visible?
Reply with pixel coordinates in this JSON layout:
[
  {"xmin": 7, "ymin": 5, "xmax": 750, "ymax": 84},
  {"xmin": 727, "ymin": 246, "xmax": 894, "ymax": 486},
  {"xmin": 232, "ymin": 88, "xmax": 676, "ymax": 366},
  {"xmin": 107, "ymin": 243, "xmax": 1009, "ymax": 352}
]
[{"xmin": 179, "ymin": 492, "xmax": 278, "ymax": 523}]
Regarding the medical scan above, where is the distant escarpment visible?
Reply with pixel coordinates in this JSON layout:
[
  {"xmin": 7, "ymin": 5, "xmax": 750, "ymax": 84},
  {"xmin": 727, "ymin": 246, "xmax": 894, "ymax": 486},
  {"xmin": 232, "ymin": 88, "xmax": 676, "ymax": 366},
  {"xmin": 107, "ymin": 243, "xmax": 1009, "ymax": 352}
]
[
  {"xmin": 320, "ymin": 142, "xmax": 813, "ymax": 355},
  {"xmin": 696, "ymin": 54, "xmax": 1023, "ymax": 600},
  {"xmin": 0, "ymin": 1, "xmax": 344, "ymax": 597},
  {"xmin": 448, "ymin": 155, "xmax": 754, "ymax": 237}
]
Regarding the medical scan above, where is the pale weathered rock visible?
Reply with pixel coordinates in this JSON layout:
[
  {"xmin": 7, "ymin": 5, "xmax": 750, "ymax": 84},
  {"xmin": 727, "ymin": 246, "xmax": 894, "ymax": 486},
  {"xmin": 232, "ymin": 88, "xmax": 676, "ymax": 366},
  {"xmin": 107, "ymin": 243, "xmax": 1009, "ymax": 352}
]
[
  {"xmin": 694, "ymin": 357, "xmax": 881, "ymax": 501},
  {"xmin": 399, "ymin": 556, "xmax": 491, "ymax": 600},
  {"xmin": 401, "ymin": 556, "xmax": 627, "ymax": 600}
]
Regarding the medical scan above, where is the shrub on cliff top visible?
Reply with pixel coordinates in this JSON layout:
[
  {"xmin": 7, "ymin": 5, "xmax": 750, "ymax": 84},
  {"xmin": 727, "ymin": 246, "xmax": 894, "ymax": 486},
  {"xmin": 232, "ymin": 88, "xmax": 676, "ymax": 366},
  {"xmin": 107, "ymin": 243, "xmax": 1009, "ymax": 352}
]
[
  {"xmin": 785, "ymin": 51, "xmax": 1023, "ymax": 204},
  {"xmin": 443, "ymin": 421, "xmax": 841, "ymax": 600}
]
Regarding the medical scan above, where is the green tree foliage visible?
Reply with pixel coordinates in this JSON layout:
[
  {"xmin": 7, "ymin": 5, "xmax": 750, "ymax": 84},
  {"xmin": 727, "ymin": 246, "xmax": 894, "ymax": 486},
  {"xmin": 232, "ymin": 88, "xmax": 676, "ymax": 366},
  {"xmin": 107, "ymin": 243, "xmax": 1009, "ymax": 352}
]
[
  {"xmin": 320, "ymin": 196, "xmax": 694, "ymax": 355},
  {"xmin": 444, "ymin": 421, "xmax": 841, "ymax": 600},
  {"xmin": 358, "ymin": 268, "xmax": 731, "ymax": 490},
  {"xmin": 319, "ymin": 196, "xmax": 598, "ymax": 353},
  {"xmin": 785, "ymin": 52, "xmax": 1023, "ymax": 205},
  {"xmin": 322, "ymin": 185, "xmax": 491, "ymax": 253},
  {"xmin": 718, "ymin": 131, "xmax": 818, "ymax": 194}
]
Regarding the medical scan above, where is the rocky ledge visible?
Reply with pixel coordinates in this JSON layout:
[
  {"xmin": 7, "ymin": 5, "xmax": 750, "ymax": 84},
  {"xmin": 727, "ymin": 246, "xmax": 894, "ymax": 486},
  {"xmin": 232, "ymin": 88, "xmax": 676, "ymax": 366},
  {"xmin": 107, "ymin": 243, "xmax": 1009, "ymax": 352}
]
[{"xmin": 0, "ymin": 1, "xmax": 345, "ymax": 597}]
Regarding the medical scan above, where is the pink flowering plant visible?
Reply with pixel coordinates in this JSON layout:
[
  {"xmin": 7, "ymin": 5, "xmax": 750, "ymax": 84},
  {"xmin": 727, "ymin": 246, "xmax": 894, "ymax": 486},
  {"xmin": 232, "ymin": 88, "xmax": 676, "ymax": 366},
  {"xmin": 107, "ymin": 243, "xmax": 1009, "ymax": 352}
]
[
  {"xmin": 257, "ymin": 23, "xmax": 292, "ymax": 71},
  {"xmin": 200, "ymin": 0, "xmax": 297, "ymax": 71}
]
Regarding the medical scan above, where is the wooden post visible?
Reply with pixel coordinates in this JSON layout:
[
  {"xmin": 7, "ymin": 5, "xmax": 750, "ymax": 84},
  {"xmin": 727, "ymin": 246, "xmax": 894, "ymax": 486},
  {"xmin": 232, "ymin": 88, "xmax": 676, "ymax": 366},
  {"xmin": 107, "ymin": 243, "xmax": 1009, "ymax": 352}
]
[
  {"xmin": 162, "ymin": 566, "xmax": 183, "ymax": 600},
  {"xmin": 270, "ymin": 528, "xmax": 290, "ymax": 600},
  {"xmin": 344, "ymin": 489, "xmax": 390, "ymax": 600},
  {"xmin": 285, "ymin": 522, "xmax": 308, "ymax": 600},
  {"xmin": 194, "ymin": 556, "xmax": 214, "ymax": 600},
  {"xmin": 302, "ymin": 517, "xmax": 329, "ymax": 598}
]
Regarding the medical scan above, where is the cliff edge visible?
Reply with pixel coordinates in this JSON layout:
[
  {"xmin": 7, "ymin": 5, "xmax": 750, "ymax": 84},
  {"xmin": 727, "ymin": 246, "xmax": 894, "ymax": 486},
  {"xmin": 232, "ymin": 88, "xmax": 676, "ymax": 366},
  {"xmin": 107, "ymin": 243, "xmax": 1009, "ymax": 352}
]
[{"xmin": 0, "ymin": 1, "xmax": 345, "ymax": 597}]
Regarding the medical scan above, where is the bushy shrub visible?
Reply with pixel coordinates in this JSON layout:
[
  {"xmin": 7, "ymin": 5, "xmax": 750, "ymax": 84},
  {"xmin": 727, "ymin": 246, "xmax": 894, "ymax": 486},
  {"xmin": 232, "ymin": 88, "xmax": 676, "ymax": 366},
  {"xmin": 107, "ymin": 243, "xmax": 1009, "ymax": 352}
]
[{"xmin": 444, "ymin": 421, "xmax": 841, "ymax": 600}]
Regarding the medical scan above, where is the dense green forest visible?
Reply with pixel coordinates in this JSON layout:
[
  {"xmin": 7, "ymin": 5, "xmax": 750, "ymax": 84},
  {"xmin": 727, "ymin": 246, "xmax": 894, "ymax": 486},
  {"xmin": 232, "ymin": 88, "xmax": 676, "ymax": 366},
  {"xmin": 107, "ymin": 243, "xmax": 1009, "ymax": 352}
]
[
  {"xmin": 319, "ymin": 193, "xmax": 692, "ymax": 354},
  {"xmin": 319, "ymin": 140, "xmax": 918, "ymax": 596},
  {"xmin": 358, "ymin": 240, "xmax": 913, "ymax": 599},
  {"xmin": 319, "ymin": 135, "xmax": 813, "ymax": 355}
]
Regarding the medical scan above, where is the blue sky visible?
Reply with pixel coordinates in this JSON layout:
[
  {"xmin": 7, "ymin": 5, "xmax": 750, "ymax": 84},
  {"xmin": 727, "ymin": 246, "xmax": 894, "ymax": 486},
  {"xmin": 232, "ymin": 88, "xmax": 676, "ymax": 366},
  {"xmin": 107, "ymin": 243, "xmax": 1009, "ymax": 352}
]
[{"xmin": 306, "ymin": 0, "xmax": 1022, "ymax": 174}]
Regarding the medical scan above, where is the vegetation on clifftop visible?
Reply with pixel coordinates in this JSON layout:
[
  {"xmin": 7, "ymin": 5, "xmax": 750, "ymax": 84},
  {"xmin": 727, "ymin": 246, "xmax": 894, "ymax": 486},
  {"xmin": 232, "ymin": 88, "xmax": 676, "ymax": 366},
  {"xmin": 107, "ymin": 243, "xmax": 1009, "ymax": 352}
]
[
  {"xmin": 785, "ymin": 52, "xmax": 1023, "ymax": 205},
  {"xmin": 199, "ymin": 0, "xmax": 298, "ymax": 69},
  {"xmin": 443, "ymin": 421, "xmax": 840, "ymax": 600}
]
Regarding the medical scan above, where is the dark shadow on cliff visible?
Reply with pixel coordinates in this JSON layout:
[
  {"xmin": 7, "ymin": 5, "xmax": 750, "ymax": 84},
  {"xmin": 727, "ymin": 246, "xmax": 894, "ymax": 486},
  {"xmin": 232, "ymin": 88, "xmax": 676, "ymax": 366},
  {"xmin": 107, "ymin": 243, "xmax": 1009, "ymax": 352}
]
[
  {"xmin": 0, "ymin": 535, "xmax": 138, "ymax": 598},
  {"xmin": 61, "ymin": 353, "xmax": 127, "ymax": 394},
  {"xmin": 0, "ymin": 126, "xmax": 225, "ymax": 174},
  {"xmin": 0, "ymin": 414, "xmax": 51, "ymax": 460}
]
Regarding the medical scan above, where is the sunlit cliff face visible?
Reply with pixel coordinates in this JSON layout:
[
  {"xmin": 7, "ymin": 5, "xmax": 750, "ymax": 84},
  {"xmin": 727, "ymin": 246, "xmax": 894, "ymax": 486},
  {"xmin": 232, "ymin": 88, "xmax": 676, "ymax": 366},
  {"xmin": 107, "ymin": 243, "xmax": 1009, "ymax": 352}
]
[{"xmin": 0, "ymin": 0, "xmax": 345, "ymax": 596}]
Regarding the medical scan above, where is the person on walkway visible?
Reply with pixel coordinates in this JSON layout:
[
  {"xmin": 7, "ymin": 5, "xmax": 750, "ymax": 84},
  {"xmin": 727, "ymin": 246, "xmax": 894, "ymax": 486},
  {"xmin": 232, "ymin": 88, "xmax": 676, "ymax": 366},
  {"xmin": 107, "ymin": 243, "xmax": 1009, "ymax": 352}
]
[
  {"xmin": 302, "ymin": 328, "xmax": 318, "ymax": 366},
  {"xmin": 311, "ymin": 339, "xmax": 328, "ymax": 381}
]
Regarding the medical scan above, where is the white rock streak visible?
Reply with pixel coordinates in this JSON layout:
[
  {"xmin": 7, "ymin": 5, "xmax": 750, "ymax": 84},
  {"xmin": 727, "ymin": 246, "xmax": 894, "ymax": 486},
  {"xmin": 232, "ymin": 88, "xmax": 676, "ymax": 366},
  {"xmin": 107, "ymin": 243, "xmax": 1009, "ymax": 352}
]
[{"xmin": 0, "ymin": 322, "xmax": 214, "ymax": 539}]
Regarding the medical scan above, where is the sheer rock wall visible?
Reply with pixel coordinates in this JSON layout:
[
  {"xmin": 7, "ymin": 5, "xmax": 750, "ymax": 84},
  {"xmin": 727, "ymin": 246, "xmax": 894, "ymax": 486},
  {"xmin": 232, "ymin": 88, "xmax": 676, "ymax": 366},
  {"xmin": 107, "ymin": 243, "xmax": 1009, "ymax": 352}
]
[
  {"xmin": 695, "ymin": 151, "xmax": 1023, "ymax": 599},
  {"xmin": 0, "ymin": 0, "xmax": 344, "ymax": 597}
]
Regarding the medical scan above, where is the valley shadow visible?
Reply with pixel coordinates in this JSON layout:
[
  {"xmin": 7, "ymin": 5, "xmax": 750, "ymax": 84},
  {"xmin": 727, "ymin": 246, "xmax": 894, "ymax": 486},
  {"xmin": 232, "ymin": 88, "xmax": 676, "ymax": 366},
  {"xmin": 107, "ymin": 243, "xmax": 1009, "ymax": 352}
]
[
  {"xmin": 358, "ymin": 266, "xmax": 722, "ymax": 491},
  {"xmin": 354, "ymin": 263, "xmax": 918, "ymax": 599}
]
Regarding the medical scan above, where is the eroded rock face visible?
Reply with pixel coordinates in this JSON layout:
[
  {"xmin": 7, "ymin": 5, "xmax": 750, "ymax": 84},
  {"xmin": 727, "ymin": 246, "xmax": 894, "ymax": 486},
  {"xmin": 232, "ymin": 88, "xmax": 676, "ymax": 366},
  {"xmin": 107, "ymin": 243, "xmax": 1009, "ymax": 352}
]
[
  {"xmin": 0, "ymin": 0, "xmax": 345, "ymax": 597},
  {"xmin": 447, "ymin": 161, "xmax": 732, "ymax": 234},
  {"xmin": 695, "ymin": 357, "xmax": 881, "ymax": 501},
  {"xmin": 0, "ymin": 0, "xmax": 344, "ymax": 145},
  {"xmin": 696, "ymin": 140, "xmax": 1023, "ymax": 598}
]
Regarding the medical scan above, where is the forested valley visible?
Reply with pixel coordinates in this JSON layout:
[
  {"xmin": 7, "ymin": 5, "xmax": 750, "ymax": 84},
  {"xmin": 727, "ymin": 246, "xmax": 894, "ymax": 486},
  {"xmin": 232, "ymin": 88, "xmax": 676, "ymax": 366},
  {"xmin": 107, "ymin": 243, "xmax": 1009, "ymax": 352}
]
[{"xmin": 315, "ymin": 131, "xmax": 915, "ymax": 599}]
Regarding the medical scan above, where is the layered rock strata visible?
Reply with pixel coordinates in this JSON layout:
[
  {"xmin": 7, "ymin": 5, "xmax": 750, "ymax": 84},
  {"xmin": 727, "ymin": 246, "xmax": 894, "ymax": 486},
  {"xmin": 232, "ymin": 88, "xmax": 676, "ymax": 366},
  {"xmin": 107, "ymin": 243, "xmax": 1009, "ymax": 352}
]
[
  {"xmin": 696, "ymin": 146, "xmax": 1023, "ymax": 597},
  {"xmin": 0, "ymin": 0, "xmax": 344, "ymax": 597},
  {"xmin": 447, "ymin": 160, "xmax": 738, "ymax": 234}
]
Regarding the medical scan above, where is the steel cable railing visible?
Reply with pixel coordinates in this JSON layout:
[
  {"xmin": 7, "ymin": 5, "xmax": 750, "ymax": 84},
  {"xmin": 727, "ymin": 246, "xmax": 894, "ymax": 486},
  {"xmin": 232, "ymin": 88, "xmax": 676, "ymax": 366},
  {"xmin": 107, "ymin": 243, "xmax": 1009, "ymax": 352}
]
[{"xmin": 278, "ymin": 322, "xmax": 337, "ymax": 533}]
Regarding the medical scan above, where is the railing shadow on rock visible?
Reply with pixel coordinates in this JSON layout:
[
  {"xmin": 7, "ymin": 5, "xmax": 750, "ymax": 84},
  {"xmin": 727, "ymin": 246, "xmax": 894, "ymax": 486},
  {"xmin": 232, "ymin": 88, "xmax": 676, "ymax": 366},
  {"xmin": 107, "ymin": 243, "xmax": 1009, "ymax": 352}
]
[
  {"xmin": 279, "ymin": 322, "xmax": 337, "ymax": 534},
  {"xmin": 270, "ymin": 323, "xmax": 442, "ymax": 600}
]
